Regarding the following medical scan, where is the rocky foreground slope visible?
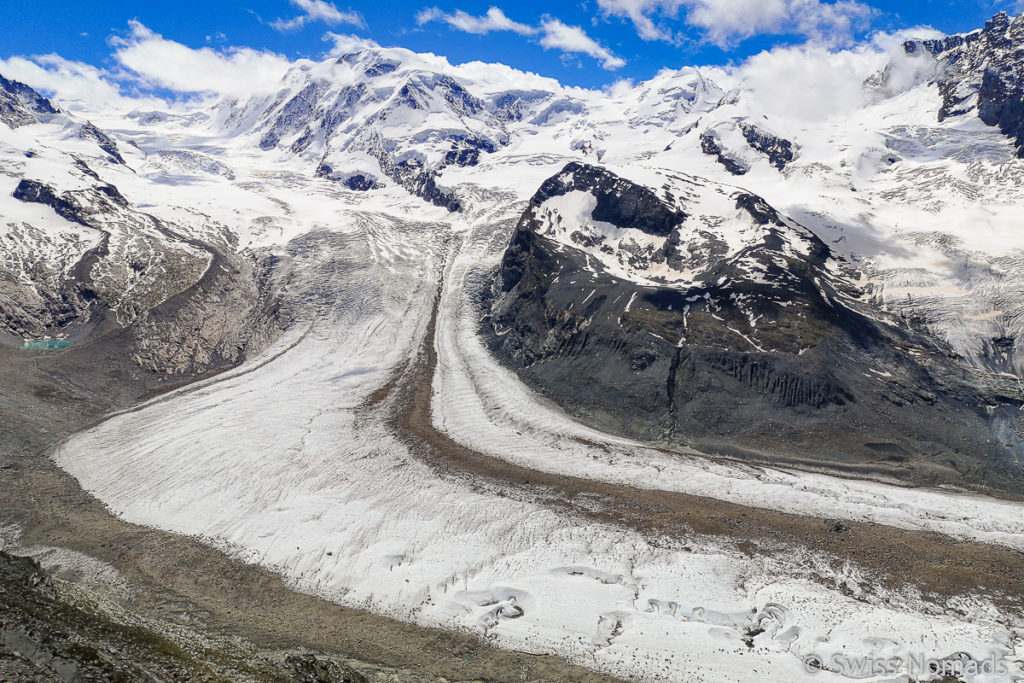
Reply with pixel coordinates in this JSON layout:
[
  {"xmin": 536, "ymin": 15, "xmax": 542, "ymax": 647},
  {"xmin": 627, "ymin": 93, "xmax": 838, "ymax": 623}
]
[{"xmin": 0, "ymin": 550, "xmax": 364, "ymax": 682}]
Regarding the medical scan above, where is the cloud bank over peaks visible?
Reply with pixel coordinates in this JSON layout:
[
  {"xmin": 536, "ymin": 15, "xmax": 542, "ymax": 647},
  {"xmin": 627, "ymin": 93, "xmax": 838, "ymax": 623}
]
[
  {"xmin": 703, "ymin": 26, "xmax": 946, "ymax": 121},
  {"xmin": 0, "ymin": 53, "xmax": 163, "ymax": 112},
  {"xmin": 0, "ymin": 14, "xmax": 949, "ymax": 127}
]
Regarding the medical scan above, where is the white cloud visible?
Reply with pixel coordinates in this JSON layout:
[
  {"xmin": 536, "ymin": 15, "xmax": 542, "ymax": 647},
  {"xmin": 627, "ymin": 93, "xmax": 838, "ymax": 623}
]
[
  {"xmin": 597, "ymin": 0, "xmax": 685, "ymax": 41},
  {"xmin": 416, "ymin": 6, "xmax": 536, "ymax": 35},
  {"xmin": 112, "ymin": 21, "xmax": 292, "ymax": 97},
  {"xmin": 322, "ymin": 31, "xmax": 382, "ymax": 55},
  {"xmin": 271, "ymin": 0, "xmax": 365, "ymax": 32},
  {"xmin": 415, "ymin": 7, "xmax": 444, "ymax": 25},
  {"xmin": 539, "ymin": 18, "xmax": 626, "ymax": 70},
  {"xmin": 416, "ymin": 6, "xmax": 623, "ymax": 69},
  {"xmin": 704, "ymin": 26, "xmax": 942, "ymax": 122},
  {"xmin": 726, "ymin": 43, "xmax": 882, "ymax": 119},
  {"xmin": 449, "ymin": 7, "xmax": 537, "ymax": 35},
  {"xmin": 0, "ymin": 54, "xmax": 163, "ymax": 112},
  {"xmin": 599, "ymin": 0, "xmax": 876, "ymax": 48}
]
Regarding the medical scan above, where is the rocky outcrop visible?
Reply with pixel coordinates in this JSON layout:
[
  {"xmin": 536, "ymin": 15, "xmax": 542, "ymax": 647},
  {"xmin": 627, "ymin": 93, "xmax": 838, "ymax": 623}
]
[
  {"xmin": 285, "ymin": 654, "xmax": 365, "ymax": 682},
  {"xmin": 0, "ymin": 550, "xmax": 367, "ymax": 682},
  {"xmin": 903, "ymin": 11, "xmax": 1024, "ymax": 156},
  {"xmin": 0, "ymin": 75, "xmax": 58, "ymax": 128},
  {"xmin": 700, "ymin": 130, "xmax": 749, "ymax": 175},
  {"xmin": 739, "ymin": 123, "xmax": 796, "ymax": 170},
  {"xmin": 489, "ymin": 163, "xmax": 1024, "ymax": 490},
  {"xmin": 344, "ymin": 173, "xmax": 383, "ymax": 191},
  {"xmin": 79, "ymin": 122, "xmax": 125, "ymax": 165},
  {"xmin": 10, "ymin": 178, "xmax": 211, "ymax": 334},
  {"xmin": 6, "ymin": 172, "xmax": 279, "ymax": 376},
  {"xmin": 380, "ymin": 155, "xmax": 461, "ymax": 212}
]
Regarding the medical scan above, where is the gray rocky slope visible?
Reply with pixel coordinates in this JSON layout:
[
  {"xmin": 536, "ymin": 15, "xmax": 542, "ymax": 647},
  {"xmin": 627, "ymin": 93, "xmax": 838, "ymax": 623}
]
[
  {"xmin": 0, "ymin": 75, "xmax": 281, "ymax": 376},
  {"xmin": 488, "ymin": 162, "xmax": 1024, "ymax": 489}
]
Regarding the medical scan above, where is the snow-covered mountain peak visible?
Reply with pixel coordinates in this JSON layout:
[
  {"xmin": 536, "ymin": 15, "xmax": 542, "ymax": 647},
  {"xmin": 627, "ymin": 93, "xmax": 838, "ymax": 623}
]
[
  {"xmin": 9, "ymin": 12, "xmax": 1024, "ymax": 371},
  {"xmin": 518, "ymin": 161, "xmax": 828, "ymax": 289}
]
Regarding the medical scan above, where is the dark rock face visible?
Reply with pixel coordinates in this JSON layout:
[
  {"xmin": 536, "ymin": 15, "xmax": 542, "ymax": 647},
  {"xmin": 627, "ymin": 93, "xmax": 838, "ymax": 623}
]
[
  {"xmin": 378, "ymin": 154, "xmax": 461, "ymax": 211},
  {"xmin": 444, "ymin": 135, "xmax": 498, "ymax": 167},
  {"xmin": 13, "ymin": 179, "xmax": 90, "ymax": 226},
  {"xmin": 14, "ymin": 179, "xmax": 128, "ymax": 225},
  {"xmin": 317, "ymin": 149, "xmax": 460, "ymax": 210},
  {"xmin": 260, "ymin": 81, "xmax": 327, "ymax": 150},
  {"xmin": 79, "ymin": 122, "xmax": 125, "ymax": 164},
  {"xmin": 530, "ymin": 161, "xmax": 686, "ymax": 240},
  {"xmin": 362, "ymin": 57, "xmax": 399, "ymax": 78},
  {"xmin": 0, "ymin": 74, "xmax": 58, "ymax": 128},
  {"xmin": 699, "ymin": 130, "xmax": 748, "ymax": 175},
  {"xmin": 424, "ymin": 74, "xmax": 487, "ymax": 116},
  {"xmin": 343, "ymin": 173, "xmax": 383, "ymax": 191},
  {"xmin": 488, "ymin": 162, "xmax": 1024, "ymax": 490},
  {"xmin": 315, "ymin": 162, "xmax": 385, "ymax": 191},
  {"xmin": 903, "ymin": 12, "xmax": 1024, "ymax": 156},
  {"xmin": 739, "ymin": 123, "xmax": 796, "ymax": 170},
  {"xmin": 394, "ymin": 162, "xmax": 461, "ymax": 211}
]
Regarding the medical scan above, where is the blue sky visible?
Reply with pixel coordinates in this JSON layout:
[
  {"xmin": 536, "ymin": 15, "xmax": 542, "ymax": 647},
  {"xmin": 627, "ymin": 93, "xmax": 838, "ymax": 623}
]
[{"xmin": 0, "ymin": 0, "xmax": 1019, "ymax": 90}]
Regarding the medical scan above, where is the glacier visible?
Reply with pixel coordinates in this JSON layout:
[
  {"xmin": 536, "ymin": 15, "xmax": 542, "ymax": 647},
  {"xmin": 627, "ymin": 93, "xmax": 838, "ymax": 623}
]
[{"xmin": 3, "ymin": 14, "xmax": 1024, "ymax": 682}]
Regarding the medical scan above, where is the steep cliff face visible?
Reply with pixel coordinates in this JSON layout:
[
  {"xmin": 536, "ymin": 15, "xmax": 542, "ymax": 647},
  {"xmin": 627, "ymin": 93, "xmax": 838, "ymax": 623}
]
[
  {"xmin": 0, "ymin": 74, "xmax": 58, "ymax": 128},
  {"xmin": 490, "ymin": 163, "xmax": 1024, "ymax": 488},
  {"xmin": 904, "ymin": 11, "xmax": 1024, "ymax": 156}
]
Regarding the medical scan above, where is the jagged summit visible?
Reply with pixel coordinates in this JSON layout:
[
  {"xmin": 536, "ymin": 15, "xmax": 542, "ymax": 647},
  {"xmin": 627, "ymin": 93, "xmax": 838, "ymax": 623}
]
[
  {"xmin": 0, "ymin": 74, "xmax": 59, "ymax": 128},
  {"xmin": 902, "ymin": 11, "xmax": 1024, "ymax": 154},
  {"xmin": 212, "ymin": 48, "xmax": 537, "ymax": 210},
  {"xmin": 206, "ymin": 47, "xmax": 733, "ymax": 210}
]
